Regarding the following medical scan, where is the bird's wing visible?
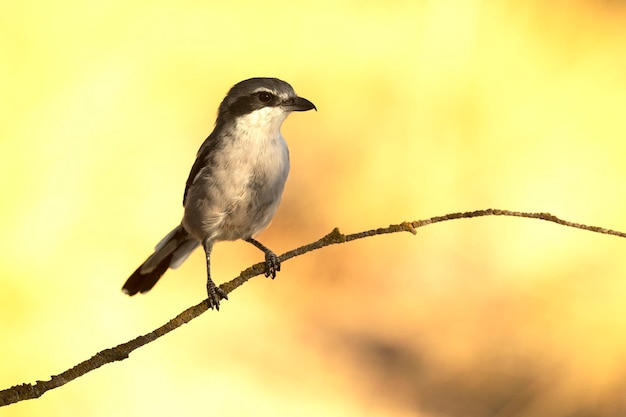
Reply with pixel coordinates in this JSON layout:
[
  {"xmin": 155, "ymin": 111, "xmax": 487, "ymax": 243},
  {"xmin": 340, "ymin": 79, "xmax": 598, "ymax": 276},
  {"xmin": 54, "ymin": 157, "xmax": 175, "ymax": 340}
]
[{"xmin": 183, "ymin": 134, "xmax": 219, "ymax": 206}]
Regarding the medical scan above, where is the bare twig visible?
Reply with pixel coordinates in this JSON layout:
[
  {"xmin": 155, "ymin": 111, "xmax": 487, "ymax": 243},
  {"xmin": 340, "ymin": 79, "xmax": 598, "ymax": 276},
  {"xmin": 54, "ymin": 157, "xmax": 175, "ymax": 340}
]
[{"xmin": 1, "ymin": 208, "xmax": 624, "ymax": 407}]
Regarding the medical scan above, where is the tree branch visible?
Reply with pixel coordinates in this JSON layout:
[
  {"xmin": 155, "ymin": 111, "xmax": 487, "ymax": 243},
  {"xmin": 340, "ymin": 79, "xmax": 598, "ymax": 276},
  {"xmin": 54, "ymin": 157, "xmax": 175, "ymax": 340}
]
[{"xmin": 1, "ymin": 208, "xmax": 624, "ymax": 407}]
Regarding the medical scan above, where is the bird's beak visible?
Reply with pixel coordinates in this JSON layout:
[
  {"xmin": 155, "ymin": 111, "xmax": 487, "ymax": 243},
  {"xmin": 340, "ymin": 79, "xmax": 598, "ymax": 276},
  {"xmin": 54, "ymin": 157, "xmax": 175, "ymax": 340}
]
[{"xmin": 282, "ymin": 96, "xmax": 317, "ymax": 112}]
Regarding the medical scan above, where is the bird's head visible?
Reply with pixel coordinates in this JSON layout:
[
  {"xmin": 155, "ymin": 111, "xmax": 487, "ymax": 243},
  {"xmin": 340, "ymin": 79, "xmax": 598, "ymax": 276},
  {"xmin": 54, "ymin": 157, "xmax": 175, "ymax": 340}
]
[{"xmin": 216, "ymin": 78, "xmax": 316, "ymax": 136}]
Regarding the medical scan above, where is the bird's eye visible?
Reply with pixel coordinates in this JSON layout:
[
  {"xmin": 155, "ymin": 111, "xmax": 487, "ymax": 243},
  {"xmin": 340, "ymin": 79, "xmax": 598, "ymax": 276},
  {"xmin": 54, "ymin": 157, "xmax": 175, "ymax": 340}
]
[{"xmin": 257, "ymin": 91, "xmax": 272, "ymax": 103}]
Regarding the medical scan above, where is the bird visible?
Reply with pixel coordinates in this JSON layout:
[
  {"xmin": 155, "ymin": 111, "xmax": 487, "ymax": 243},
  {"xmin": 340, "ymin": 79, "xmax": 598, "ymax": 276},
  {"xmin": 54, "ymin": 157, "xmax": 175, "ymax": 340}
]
[{"xmin": 122, "ymin": 77, "xmax": 316, "ymax": 310}]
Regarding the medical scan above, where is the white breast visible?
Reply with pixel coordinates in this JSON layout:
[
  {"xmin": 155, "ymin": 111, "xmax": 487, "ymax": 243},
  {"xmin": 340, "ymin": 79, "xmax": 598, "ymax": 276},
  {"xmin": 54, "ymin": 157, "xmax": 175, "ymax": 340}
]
[{"xmin": 182, "ymin": 106, "xmax": 291, "ymax": 243}]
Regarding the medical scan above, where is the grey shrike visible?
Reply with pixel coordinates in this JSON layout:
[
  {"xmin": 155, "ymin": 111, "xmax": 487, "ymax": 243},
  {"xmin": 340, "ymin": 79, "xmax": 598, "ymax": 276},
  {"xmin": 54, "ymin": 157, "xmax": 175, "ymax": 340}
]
[{"xmin": 122, "ymin": 77, "xmax": 316, "ymax": 310}]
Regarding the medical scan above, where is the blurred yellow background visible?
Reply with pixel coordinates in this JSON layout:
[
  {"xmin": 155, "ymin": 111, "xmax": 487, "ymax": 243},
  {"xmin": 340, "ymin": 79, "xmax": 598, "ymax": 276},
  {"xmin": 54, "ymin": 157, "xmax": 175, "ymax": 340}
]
[{"xmin": 2, "ymin": 0, "xmax": 626, "ymax": 415}]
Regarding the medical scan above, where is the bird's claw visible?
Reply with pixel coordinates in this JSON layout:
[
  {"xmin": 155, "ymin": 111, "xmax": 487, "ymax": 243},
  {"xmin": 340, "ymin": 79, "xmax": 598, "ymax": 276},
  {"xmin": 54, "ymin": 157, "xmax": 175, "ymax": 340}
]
[
  {"xmin": 264, "ymin": 252, "xmax": 281, "ymax": 279},
  {"xmin": 206, "ymin": 280, "xmax": 228, "ymax": 310}
]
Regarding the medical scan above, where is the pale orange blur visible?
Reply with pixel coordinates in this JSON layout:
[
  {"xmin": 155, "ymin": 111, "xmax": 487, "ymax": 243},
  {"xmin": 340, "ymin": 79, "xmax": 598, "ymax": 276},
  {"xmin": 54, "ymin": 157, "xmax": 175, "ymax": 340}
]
[{"xmin": 1, "ymin": 1, "xmax": 626, "ymax": 416}]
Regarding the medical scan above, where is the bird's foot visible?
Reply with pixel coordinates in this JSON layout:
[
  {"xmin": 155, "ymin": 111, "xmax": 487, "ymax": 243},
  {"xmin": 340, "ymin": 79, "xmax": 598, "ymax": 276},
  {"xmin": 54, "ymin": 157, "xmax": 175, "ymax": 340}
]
[
  {"xmin": 206, "ymin": 279, "xmax": 228, "ymax": 310},
  {"xmin": 264, "ymin": 250, "xmax": 281, "ymax": 279},
  {"xmin": 245, "ymin": 238, "xmax": 281, "ymax": 279}
]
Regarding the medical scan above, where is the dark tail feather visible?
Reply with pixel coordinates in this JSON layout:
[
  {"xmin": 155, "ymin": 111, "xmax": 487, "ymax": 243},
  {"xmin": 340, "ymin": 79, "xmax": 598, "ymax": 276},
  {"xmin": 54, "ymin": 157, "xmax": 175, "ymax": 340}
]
[
  {"xmin": 122, "ymin": 253, "xmax": 174, "ymax": 295},
  {"xmin": 122, "ymin": 225, "xmax": 198, "ymax": 296}
]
